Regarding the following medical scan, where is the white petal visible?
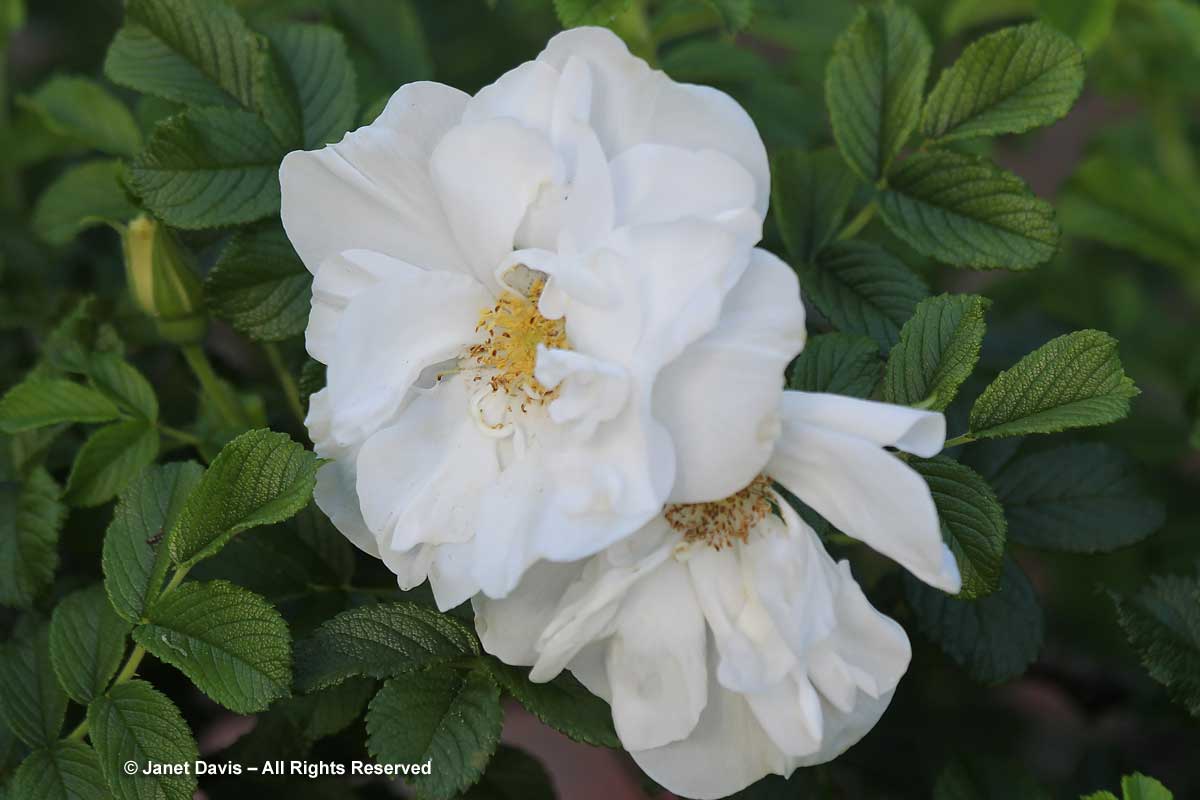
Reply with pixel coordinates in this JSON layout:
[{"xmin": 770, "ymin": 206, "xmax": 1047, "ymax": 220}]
[
  {"xmin": 563, "ymin": 221, "xmax": 748, "ymax": 369},
  {"xmin": 606, "ymin": 558, "xmax": 708, "ymax": 751},
  {"xmin": 307, "ymin": 388, "xmax": 378, "ymax": 557},
  {"xmin": 355, "ymin": 376, "xmax": 499, "ymax": 553},
  {"xmin": 470, "ymin": 395, "xmax": 675, "ymax": 598},
  {"xmin": 536, "ymin": 27, "xmax": 658, "ymax": 158},
  {"xmin": 306, "ymin": 249, "xmax": 399, "ymax": 365},
  {"xmin": 427, "ymin": 541, "xmax": 482, "ymax": 611},
  {"xmin": 378, "ymin": 543, "xmax": 434, "ymax": 592},
  {"xmin": 462, "ymin": 60, "xmax": 558, "ymax": 131},
  {"xmin": 373, "ymin": 81, "xmax": 471, "ymax": 152},
  {"xmin": 536, "ymin": 28, "xmax": 768, "ymax": 215},
  {"xmin": 807, "ymin": 561, "xmax": 911, "ymax": 712},
  {"xmin": 535, "ymin": 346, "xmax": 630, "ymax": 440},
  {"xmin": 656, "ymin": 248, "xmax": 805, "ymax": 503},
  {"xmin": 529, "ymin": 517, "xmax": 676, "ymax": 681},
  {"xmin": 745, "ymin": 503, "xmax": 911, "ymax": 714},
  {"xmin": 781, "ymin": 391, "xmax": 946, "ymax": 457},
  {"xmin": 430, "ymin": 118, "xmax": 563, "ymax": 291},
  {"xmin": 312, "ymin": 462, "xmax": 378, "ymax": 559},
  {"xmin": 609, "ymin": 144, "xmax": 759, "ymax": 234},
  {"xmin": 767, "ymin": 395, "xmax": 962, "ymax": 593},
  {"xmin": 473, "ymin": 559, "xmax": 585, "ymax": 667},
  {"xmin": 792, "ymin": 689, "xmax": 898, "ymax": 769},
  {"xmin": 645, "ymin": 81, "xmax": 770, "ymax": 218},
  {"xmin": 325, "ymin": 256, "xmax": 490, "ymax": 445},
  {"xmin": 685, "ymin": 544, "xmax": 795, "ymax": 694},
  {"xmin": 740, "ymin": 500, "xmax": 840, "ymax": 660},
  {"xmin": 630, "ymin": 648, "xmax": 791, "ymax": 800},
  {"xmin": 744, "ymin": 674, "xmax": 825, "ymax": 758},
  {"xmin": 279, "ymin": 83, "xmax": 470, "ymax": 276}
]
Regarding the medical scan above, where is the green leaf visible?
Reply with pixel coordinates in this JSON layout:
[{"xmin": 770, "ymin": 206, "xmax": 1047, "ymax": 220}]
[
  {"xmin": 48, "ymin": 585, "xmax": 131, "ymax": 704},
  {"xmin": 85, "ymin": 354, "xmax": 158, "ymax": 422},
  {"xmin": 786, "ymin": 333, "xmax": 881, "ymax": 398},
  {"xmin": 553, "ymin": 0, "xmax": 631, "ymax": 27},
  {"xmin": 878, "ymin": 151, "xmax": 1059, "ymax": 270},
  {"xmin": 883, "ymin": 293, "xmax": 989, "ymax": 410},
  {"xmin": 263, "ymin": 23, "xmax": 357, "ymax": 149},
  {"xmin": 826, "ymin": 1, "xmax": 931, "ymax": 182},
  {"xmin": 1058, "ymin": 156, "xmax": 1200, "ymax": 277},
  {"xmin": 1118, "ymin": 774, "xmax": 1173, "ymax": 800},
  {"xmin": 992, "ymin": 444, "xmax": 1164, "ymax": 552},
  {"xmin": 920, "ymin": 23, "xmax": 1084, "ymax": 144},
  {"xmin": 366, "ymin": 665, "xmax": 503, "ymax": 800},
  {"xmin": 461, "ymin": 746, "xmax": 555, "ymax": 800},
  {"xmin": 0, "ymin": 379, "xmax": 120, "ymax": 433},
  {"xmin": 103, "ymin": 461, "xmax": 204, "ymax": 624},
  {"xmin": 485, "ymin": 660, "xmax": 618, "ymax": 748},
  {"xmin": 1038, "ymin": 0, "xmax": 1116, "ymax": 53},
  {"xmin": 64, "ymin": 421, "xmax": 160, "ymax": 508},
  {"xmin": 0, "ymin": 469, "xmax": 64, "ymax": 608},
  {"xmin": 967, "ymin": 330, "xmax": 1138, "ymax": 439},
  {"xmin": 912, "ymin": 457, "xmax": 1006, "ymax": 600},
  {"xmin": 1113, "ymin": 574, "xmax": 1200, "ymax": 717},
  {"xmin": 294, "ymin": 602, "xmax": 479, "ymax": 693},
  {"xmin": 0, "ymin": 625, "xmax": 67, "ymax": 747},
  {"xmin": 168, "ymin": 428, "xmax": 318, "ymax": 567},
  {"xmin": 31, "ymin": 160, "xmax": 138, "ymax": 246},
  {"xmin": 9, "ymin": 742, "xmax": 107, "ymax": 800},
  {"xmin": 129, "ymin": 107, "xmax": 284, "ymax": 230},
  {"xmin": 801, "ymin": 241, "xmax": 929, "ymax": 350},
  {"xmin": 205, "ymin": 225, "xmax": 312, "ymax": 342},
  {"xmin": 104, "ymin": 0, "xmax": 265, "ymax": 111},
  {"xmin": 771, "ymin": 148, "xmax": 857, "ymax": 263},
  {"xmin": 134, "ymin": 579, "xmax": 291, "ymax": 713},
  {"xmin": 21, "ymin": 76, "xmax": 141, "ymax": 157},
  {"xmin": 906, "ymin": 557, "xmax": 1043, "ymax": 684},
  {"xmin": 87, "ymin": 680, "xmax": 198, "ymax": 800}
]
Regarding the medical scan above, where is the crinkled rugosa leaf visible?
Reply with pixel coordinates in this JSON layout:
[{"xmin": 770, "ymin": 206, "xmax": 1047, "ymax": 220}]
[
  {"xmin": 133, "ymin": 579, "xmax": 292, "ymax": 713},
  {"xmin": 879, "ymin": 151, "xmax": 1059, "ymax": 270},
  {"xmin": 968, "ymin": 330, "xmax": 1137, "ymax": 439},
  {"xmin": 921, "ymin": 22, "xmax": 1084, "ymax": 144}
]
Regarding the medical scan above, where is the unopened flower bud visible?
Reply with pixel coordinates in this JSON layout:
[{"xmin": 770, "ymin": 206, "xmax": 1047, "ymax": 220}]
[{"xmin": 122, "ymin": 215, "xmax": 207, "ymax": 345}]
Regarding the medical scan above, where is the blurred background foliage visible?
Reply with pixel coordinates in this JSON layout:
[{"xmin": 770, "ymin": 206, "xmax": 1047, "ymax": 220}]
[{"xmin": 0, "ymin": 0, "xmax": 1197, "ymax": 798}]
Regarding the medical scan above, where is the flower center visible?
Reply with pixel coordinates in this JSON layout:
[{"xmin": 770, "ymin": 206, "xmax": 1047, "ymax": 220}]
[
  {"xmin": 467, "ymin": 277, "xmax": 569, "ymax": 403},
  {"xmin": 664, "ymin": 475, "xmax": 775, "ymax": 550}
]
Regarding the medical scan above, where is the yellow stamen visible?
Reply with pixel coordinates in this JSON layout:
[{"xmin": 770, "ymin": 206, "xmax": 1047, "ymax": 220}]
[
  {"xmin": 664, "ymin": 475, "xmax": 775, "ymax": 550},
  {"xmin": 466, "ymin": 278, "xmax": 569, "ymax": 402}
]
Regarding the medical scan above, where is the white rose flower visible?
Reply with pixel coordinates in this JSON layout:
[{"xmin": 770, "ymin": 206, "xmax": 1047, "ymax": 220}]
[
  {"xmin": 281, "ymin": 27, "xmax": 801, "ymax": 607},
  {"xmin": 474, "ymin": 392, "xmax": 962, "ymax": 799}
]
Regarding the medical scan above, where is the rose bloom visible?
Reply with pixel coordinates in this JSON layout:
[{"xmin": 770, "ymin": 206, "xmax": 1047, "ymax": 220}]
[
  {"xmin": 476, "ymin": 392, "xmax": 961, "ymax": 798},
  {"xmin": 280, "ymin": 27, "xmax": 796, "ymax": 607}
]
